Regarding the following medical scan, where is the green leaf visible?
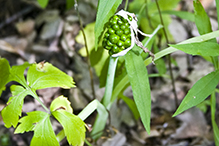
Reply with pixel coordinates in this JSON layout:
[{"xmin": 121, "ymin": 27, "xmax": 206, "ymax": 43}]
[
  {"xmin": 15, "ymin": 111, "xmax": 59, "ymax": 146},
  {"xmin": 9, "ymin": 62, "xmax": 31, "ymax": 87},
  {"xmin": 173, "ymin": 69, "xmax": 219, "ymax": 117},
  {"xmin": 194, "ymin": 0, "xmax": 212, "ymax": 34},
  {"xmin": 57, "ymin": 99, "xmax": 108, "ymax": 142},
  {"xmin": 27, "ymin": 62, "xmax": 75, "ymax": 90},
  {"xmin": 0, "ymin": 58, "xmax": 10, "ymax": 96},
  {"xmin": 160, "ymin": 10, "xmax": 194, "ymax": 22},
  {"xmin": 119, "ymin": 94, "xmax": 140, "ymax": 120},
  {"xmin": 66, "ymin": 0, "xmax": 74, "ymax": 10},
  {"xmin": 193, "ymin": 0, "xmax": 219, "ymax": 69},
  {"xmin": 50, "ymin": 95, "xmax": 73, "ymax": 113},
  {"xmin": 37, "ymin": 0, "xmax": 49, "ymax": 8},
  {"xmin": 52, "ymin": 110, "xmax": 85, "ymax": 146},
  {"xmin": 125, "ymin": 47, "xmax": 151, "ymax": 134},
  {"xmin": 95, "ymin": 0, "xmax": 122, "ymax": 50},
  {"xmin": 169, "ymin": 42, "xmax": 219, "ymax": 56},
  {"xmin": 1, "ymin": 85, "xmax": 31, "ymax": 128}
]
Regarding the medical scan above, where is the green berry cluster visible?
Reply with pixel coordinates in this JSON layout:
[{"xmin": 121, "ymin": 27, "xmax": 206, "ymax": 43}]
[{"xmin": 102, "ymin": 15, "xmax": 132, "ymax": 55}]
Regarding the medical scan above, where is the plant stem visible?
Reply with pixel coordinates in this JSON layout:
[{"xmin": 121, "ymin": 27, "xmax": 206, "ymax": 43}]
[
  {"xmin": 124, "ymin": 0, "xmax": 129, "ymax": 11},
  {"xmin": 28, "ymin": 87, "xmax": 50, "ymax": 113},
  {"xmin": 90, "ymin": 56, "xmax": 118, "ymax": 140},
  {"xmin": 102, "ymin": 56, "xmax": 118, "ymax": 109},
  {"xmin": 155, "ymin": 0, "xmax": 178, "ymax": 108},
  {"xmin": 74, "ymin": 0, "xmax": 96, "ymax": 99}
]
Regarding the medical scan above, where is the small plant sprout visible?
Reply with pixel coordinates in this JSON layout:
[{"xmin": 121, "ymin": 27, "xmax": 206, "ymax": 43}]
[{"xmin": 102, "ymin": 10, "xmax": 155, "ymax": 62}]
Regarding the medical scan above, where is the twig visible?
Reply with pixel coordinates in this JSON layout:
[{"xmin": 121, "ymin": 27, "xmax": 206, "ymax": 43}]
[
  {"xmin": 155, "ymin": 0, "xmax": 178, "ymax": 108},
  {"xmin": 74, "ymin": 0, "xmax": 96, "ymax": 99}
]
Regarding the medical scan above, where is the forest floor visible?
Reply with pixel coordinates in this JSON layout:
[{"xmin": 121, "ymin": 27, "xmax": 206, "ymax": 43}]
[{"xmin": 0, "ymin": 0, "xmax": 218, "ymax": 146}]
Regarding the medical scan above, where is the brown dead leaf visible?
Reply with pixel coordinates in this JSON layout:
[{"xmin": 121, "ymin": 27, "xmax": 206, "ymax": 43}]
[
  {"xmin": 15, "ymin": 19, "xmax": 35, "ymax": 36},
  {"xmin": 171, "ymin": 108, "xmax": 209, "ymax": 139}
]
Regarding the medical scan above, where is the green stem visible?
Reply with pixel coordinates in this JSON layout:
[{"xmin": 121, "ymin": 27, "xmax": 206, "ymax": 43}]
[
  {"xmin": 211, "ymin": 92, "xmax": 219, "ymax": 145},
  {"xmin": 102, "ymin": 56, "xmax": 118, "ymax": 109},
  {"xmin": 91, "ymin": 56, "xmax": 118, "ymax": 139},
  {"xmin": 124, "ymin": 0, "xmax": 129, "ymax": 11},
  {"xmin": 28, "ymin": 87, "xmax": 50, "ymax": 113}
]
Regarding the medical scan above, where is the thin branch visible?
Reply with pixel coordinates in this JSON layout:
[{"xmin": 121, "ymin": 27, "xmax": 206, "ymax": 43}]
[
  {"xmin": 155, "ymin": 0, "xmax": 178, "ymax": 108},
  {"xmin": 74, "ymin": 0, "xmax": 96, "ymax": 99}
]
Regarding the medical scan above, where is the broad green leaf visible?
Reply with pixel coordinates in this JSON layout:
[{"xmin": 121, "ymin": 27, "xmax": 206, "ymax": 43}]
[
  {"xmin": 15, "ymin": 111, "xmax": 59, "ymax": 146},
  {"xmin": 211, "ymin": 92, "xmax": 219, "ymax": 145},
  {"xmin": 194, "ymin": 0, "xmax": 212, "ymax": 34},
  {"xmin": 52, "ymin": 110, "xmax": 85, "ymax": 146},
  {"xmin": 1, "ymin": 85, "xmax": 31, "ymax": 128},
  {"xmin": 0, "ymin": 58, "xmax": 10, "ymax": 96},
  {"xmin": 9, "ymin": 62, "xmax": 31, "ymax": 87},
  {"xmin": 125, "ymin": 47, "xmax": 151, "ymax": 134},
  {"xmin": 173, "ymin": 69, "xmax": 219, "ymax": 117},
  {"xmin": 37, "ymin": 0, "xmax": 49, "ymax": 8},
  {"xmin": 94, "ymin": 0, "xmax": 122, "ymax": 50},
  {"xmin": 161, "ymin": 10, "xmax": 194, "ymax": 22},
  {"xmin": 27, "ymin": 62, "xmax": 75, "ymax": 90},
  {"xmin": 169, "ymin": 42, "xmax": 219, "ymax": 56},
  {"xmin": 50, "ymin": 95, "xmax": 73, "ymax": 113},
  {"xmin": 119, "ymin": 94, "xmax": 140, "ymax": 120},
  {"xmin": 57, "ymin": 99, "xmax": 108, "ymax": 142}
]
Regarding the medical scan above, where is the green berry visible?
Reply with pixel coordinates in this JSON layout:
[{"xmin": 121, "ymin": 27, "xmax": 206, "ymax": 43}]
[
  {"xmin": 107, "ymin": 40, "xmax": 113, "ymax": 46},
  {"xmin": 105, "ymin": 33, "xmax": 110, "ymax": 38},
  {"xmin": 119, "ymin": 46, "xmax": 125, "ymax": 51},
  {"xmin": 120, "ymin": 34, "xmax": 127, "ymax": 41},
  {"xmin": 128, "ymin": 15, "xmax": 132, "ymax": 21},
  {"xmin": 124, "ymin": 28, "xmax": 131, "ymax": 35},
  {"xmin": 124, "ymin": 39, "xmax": 131, "ymax": 47},
  {"xmin": 120, "ymin": 25, "xmax": 126, "ymax": 30},
  {"xmin": 109, "ymin": 34, "xmax": 119, "ymax": 44},
  {"xmin": 112, "ymin": 45, "xmax": 119, "ymax": 53},
  {"xmin": 117, "ymin": 40, "xmax": 124, "ymax": 47},
  {"xmin": 112, "ymin": 24, "xmax": 119, "ymax": 30},
  {"xmin": 108, "ymin": 28, "xmax": 115, "ymax": 34},
  {"xmin": 110, "ymin": 19, "xmax": 117, "ymax": 25},
  {"xmin": 124, "ymin": 22, "xmax": 130, "ymax": 27},
  {"xmin": 115, "ymin": 30, "xmax": 123, "ymax": 36},
  {"xmin": 117, "ymin": 20, "xmax": 123, "ymax": 25}
]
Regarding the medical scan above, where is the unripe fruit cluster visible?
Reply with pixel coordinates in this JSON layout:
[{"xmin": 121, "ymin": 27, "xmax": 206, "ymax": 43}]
[{"xmin": 102, "ymin": 15, "xmax": 132, "ymax": 55}]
